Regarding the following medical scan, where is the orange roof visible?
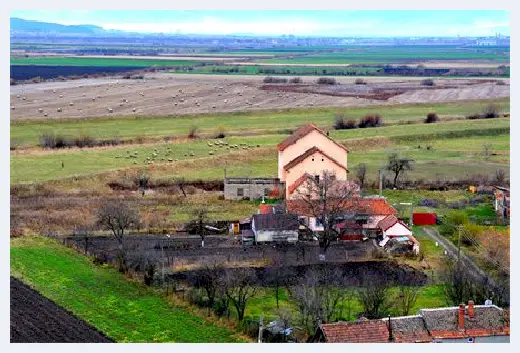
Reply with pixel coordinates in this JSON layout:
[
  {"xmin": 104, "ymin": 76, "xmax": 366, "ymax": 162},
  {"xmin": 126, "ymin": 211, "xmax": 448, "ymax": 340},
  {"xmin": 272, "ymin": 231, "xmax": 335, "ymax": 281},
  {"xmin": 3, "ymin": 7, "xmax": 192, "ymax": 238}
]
[
  {"xmin": 287, "ymin": 198, "xmax": 397, "ymax": 217},
  {"xmin": 283, "ymin": 146, "xmax": 348, "ymax": 173},
  {"xmin": 320, "ymin": 320, "xmax": 389, "ymax": 343},
  {"xmin": 258, "ymin": 204, "xmax": 275, "ymax": 215},
  {"xmin": 287, "ymin": 173, "xmax": 313, "ymax": 195},
  {"xmin": 276, "ymin": 124, "xmax": 349, "ymax": 152}
]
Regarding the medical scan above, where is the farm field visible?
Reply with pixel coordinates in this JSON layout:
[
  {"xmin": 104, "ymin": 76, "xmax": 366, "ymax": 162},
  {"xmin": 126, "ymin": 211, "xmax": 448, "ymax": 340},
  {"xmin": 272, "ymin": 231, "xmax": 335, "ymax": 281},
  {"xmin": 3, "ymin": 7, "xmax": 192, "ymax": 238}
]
[
  {"xmin": 10, "ymin": 97, "xmax": 510, "ymax": 145},
  {"xmin": 256, "ymin": 46, "xmax": 510, "ymax": 65},
  {"xmin": 10, "ymin": 236, "xmax": 245, "ymax": 343},
  {"xmin": 10, "ymin": 56, "xmax": 210, "ymax": 67},
  {"xmin": 10, "ymin": 73, "xmax": 509, "ymax": 120},
  {"xmin": 10, "ymin": 118, "xmax": 510, "ymax": 184}
]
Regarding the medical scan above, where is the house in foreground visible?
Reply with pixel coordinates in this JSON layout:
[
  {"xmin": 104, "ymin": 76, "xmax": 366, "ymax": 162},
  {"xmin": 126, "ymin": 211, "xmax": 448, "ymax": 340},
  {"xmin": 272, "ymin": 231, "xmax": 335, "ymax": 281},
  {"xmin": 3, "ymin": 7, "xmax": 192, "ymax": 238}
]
[
  {"xmin": 314, "ymin": 301, "xmax": 509, "ymax": 343},
  {"xmin": 251, "ymin": 213, "xmax": 299, "ymax": 243}
]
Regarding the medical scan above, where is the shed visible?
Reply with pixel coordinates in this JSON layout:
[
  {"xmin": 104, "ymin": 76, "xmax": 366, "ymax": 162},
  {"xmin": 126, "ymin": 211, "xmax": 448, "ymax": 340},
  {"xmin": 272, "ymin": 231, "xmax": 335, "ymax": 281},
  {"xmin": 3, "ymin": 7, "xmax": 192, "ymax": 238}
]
[{"xmin": 251, "ymin": 213, "xmax": 299, "ymax": 243}]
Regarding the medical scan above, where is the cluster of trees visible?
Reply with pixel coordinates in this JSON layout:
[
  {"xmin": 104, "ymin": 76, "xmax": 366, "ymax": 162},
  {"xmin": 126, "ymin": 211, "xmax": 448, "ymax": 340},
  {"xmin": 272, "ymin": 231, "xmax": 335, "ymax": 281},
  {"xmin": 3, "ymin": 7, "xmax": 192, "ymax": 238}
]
[
  {"xmin": 466, "ymin": 104, "xmax": 502, "ymax": 120},
  {"xmin": 333, "ymin": 114, "xmax": 383, "ymax": 130}
]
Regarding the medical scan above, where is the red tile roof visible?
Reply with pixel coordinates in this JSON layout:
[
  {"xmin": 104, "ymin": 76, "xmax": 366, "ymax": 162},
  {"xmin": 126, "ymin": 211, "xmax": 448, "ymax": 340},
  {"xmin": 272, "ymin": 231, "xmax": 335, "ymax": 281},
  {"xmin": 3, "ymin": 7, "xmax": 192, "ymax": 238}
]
[
  {"xmin": 320, "ymin": 320, "xmax": 389, "ymax": 343},
  {"xmin": 287, "ymin": 198, "xmax": 397, "ymax": 217},
  {"xmin": 276, "ymin": 124, "xmax": 349, "ymax": 152},
  {"xmin": 258, "ymin": 204, "xmax": 275, "ymax": 215},
  {"xmin": 378, "ymin": 215, "xmax": 399, "ymax": 231},
  {"xmin": 282, "ymin": 146, "xmax": 348, "ymax": 173},
  {"xmin": 287, "ymin": 173, "xmax": 313, "ymax": 195}
]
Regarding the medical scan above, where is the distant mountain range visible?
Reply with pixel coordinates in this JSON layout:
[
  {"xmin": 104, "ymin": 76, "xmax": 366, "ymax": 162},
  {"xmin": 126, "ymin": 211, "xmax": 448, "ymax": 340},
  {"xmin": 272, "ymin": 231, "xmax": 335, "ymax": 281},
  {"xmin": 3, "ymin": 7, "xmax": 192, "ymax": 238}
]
[{"xmin": 10, "ymin": 17, "xmax": 122, "ymax": 36}]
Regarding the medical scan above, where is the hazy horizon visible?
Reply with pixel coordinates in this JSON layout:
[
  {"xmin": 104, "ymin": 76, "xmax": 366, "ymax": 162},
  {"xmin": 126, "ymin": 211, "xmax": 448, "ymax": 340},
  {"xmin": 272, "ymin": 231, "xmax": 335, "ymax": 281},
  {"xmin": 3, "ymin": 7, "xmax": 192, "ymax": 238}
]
[{"xmin": 10, "ymin": 10, "xmax": 510, "ymax": 37}]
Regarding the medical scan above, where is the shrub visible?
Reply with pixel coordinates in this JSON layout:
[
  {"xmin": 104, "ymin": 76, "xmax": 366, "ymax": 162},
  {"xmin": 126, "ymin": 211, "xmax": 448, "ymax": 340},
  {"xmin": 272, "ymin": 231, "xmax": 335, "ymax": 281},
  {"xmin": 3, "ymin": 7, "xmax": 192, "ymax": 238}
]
[
  {"xmin": 333, "ymin": 115, "xmax": 346, "ymax": 130},
  {"xmin": 496, "ymin": 80, "xmax": 506, "ymax": 86},
  {"xmin": 482, "ymin": 104, "xmax": 500, "ymax": 119},
  {"xmin": 289, "ymin": 77, "xmax": 303, "ymax": 84},
  {"xmin": 354, "ymin": 78, "xmax": 367, "ymax": 85},
  {"xmin": 214, "ymin": 126, "xmax": 226, "ymax": 139},
  {"xmin": 466, "ymin": 114, "xmax": 482, "ymax": 120},
  {"xmin": 263, "ymin": 76, "xmax": 288, "ymax": 84},
  {"xmin": 424, "ymin": 112, "xmax": 439, "ymax": 123},
  {"xmin": 421, "ymin": 78, "xmax": 435, "ymax": 86},
  {"xmin": 10, "ymin": 140, "xmax": 18, "ymax": 151},
  {"xmin": 316, "ymin": 77, "xmax": 336, "ymax": 85},
  {"xmin": 358, "ymin": 115, "xmax": 382, "ymax": 128},
  {"xmin": 188, "ymin": 126, "xmax": 199, "ymax": 139}
]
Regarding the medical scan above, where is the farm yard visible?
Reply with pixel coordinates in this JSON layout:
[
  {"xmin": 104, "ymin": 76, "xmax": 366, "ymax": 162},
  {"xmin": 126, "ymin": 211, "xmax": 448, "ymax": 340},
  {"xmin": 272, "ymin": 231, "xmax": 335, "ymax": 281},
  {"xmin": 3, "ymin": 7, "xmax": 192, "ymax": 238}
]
[{"xmin": 10, "ymin": 40, "xmax": 510, "ymax": 343}]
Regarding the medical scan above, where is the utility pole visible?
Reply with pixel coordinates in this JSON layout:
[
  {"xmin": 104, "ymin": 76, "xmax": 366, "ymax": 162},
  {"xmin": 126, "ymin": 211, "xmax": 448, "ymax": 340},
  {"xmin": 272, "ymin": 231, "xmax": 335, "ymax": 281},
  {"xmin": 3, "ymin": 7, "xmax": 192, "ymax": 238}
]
[
  {"xmin": 258, "ymin": 313, "xmax": 264, "ymax": 343},
  {"xmin": 378, "ymin": 169, "xmax": 383, "ymax": 197},
  {"xmin": 457, "ymin": 225, "xmax": 462, "ymax": 264}
]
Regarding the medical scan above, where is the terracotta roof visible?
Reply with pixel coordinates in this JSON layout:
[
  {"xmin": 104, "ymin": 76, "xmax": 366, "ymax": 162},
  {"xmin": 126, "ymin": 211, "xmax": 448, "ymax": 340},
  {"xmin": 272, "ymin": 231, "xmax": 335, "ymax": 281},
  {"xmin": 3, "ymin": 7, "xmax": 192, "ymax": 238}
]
[
  {"xmin": 320, "ymin": 320, "xmax": 389, "ymax": 343},
  {"xmin": 287, "ymin": 198, "xmax": 397, "ymax": 217},
  {"xmin": 258, "ymin": 204, "xmax": 275, "ymax": 215},
  {"xmin": 378, "ymin": 215, "xmax": 399, "ymax": 231},
  {"xmin": 283, "ymin": 146, "xmax": 348, "ymax": 172},
  {"xmin": 252, "ymin": 213, "xmax": 299, "ymax": 231},
  {"xmin": 287, "ymin": 173, "xmax": 313, "ymax": 195},
  {"xmin": 420, "ymin": 305, "xmax": 509, "ymax": 339},
  {"xmin": 276, "ymin": 124, "xmax": 349, "ymax": 152}
]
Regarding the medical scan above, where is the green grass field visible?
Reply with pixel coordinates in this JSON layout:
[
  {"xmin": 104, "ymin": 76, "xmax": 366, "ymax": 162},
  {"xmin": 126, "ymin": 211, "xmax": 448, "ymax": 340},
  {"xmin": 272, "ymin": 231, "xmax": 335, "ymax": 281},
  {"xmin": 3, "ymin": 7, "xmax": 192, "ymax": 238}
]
[
  {"xmin": 10, "ymin": 236, "xmax": 244, "ymax": 343},
  {"xmin": 257, "ymin": 46, "xmax": 510, "ymax": 65},
  {"xmin": 10, "ymin": 57, "xmax": 207, "ymax": 67},
  {"xmin": 10, "ymin": 98, "xmax": 510, "ymax": 147},
  {"xmin": 10, "ymin": 120, "xmax": 509, "ymax": 184}
]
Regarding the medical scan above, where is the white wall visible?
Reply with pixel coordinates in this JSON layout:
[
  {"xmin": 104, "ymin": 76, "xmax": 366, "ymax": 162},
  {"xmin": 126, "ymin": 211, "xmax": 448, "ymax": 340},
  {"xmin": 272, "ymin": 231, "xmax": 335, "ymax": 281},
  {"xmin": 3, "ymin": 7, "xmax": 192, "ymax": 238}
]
[{"xmin": 384, "ymin": 222, "xmax": 412, "ymax": 237}]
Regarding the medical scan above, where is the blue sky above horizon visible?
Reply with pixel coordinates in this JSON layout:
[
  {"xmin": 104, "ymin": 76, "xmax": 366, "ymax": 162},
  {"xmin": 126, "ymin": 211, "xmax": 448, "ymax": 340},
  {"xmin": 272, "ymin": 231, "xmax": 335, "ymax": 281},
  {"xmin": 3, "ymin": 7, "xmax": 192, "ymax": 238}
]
[{"xmin": 10, "ymin": 10, "xmax": 509, "ymax": 37}]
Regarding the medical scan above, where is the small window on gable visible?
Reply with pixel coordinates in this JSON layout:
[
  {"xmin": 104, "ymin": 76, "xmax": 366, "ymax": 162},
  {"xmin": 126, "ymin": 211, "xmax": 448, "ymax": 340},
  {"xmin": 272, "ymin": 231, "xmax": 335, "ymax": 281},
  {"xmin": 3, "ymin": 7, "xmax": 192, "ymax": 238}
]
[
  {"xmin": 321, "ymin": 158, "xmax": 324, "ymax": 162},
  {"xmin": 312, "ymin": 158, "xmax": 315, "ymax": 161}
]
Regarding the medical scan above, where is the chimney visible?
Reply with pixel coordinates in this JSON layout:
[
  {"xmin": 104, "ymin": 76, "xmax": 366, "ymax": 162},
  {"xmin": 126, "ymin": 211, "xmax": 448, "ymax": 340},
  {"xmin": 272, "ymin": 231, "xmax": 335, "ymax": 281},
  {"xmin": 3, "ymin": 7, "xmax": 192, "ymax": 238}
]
[
  {"xmin": 458, "ymin": 304, "xmax": 465, "ymax": 330},
  {"xmin": 468, "ymin": 300, "xmax": 475, "ymax": 318}
]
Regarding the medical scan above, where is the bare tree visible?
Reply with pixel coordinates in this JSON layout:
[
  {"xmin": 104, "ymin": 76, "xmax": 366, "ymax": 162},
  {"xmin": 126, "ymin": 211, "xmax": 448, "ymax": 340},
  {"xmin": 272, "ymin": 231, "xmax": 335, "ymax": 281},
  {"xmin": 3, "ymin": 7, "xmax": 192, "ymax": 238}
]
[
  {"xmin": 386, "ymin": 153, "xmax": 414, "ymax": 188},
  {"xmin": 72, "ymin": 225, "xmax": 92, "ymax": 255},
  {"xmin": 222, "ymin": 267, "xmax": 258, "ymax": 322},
  {"xmin": 396, "ymin": 285, "xmax": 421, "ymax": 316},
  {"xmin": 96, "ymin": 199, "xmax": 140, "ymax": 272},
  {"xmin": 190, "ymin": 262, "xmax": 224, "ymax": 308},
  {"xmin": 483, "ymin": 144, "xmax": 492, "ymax": 159},
  {"xmin": 494, "ymin": 169, "xmax": 507, "ymax": 186},
  {"xmin": 441, "ymin": 259, "xmax": 474, "ymax": 306},
  {"xmin": 174, "ymin": 177, "xmax": 187, "ymax": 197},
  {"xmin": 356, "ymin": 280, "xmax": 393, "ymax": 319},
  {"xmin": 293, "ymin": 171, "xmax": 357, "ymax": 254},
  {"xmin": 355, "ymin": 163, "xmax": 367, "ymax": 189},
  {"xmin": 190, "ymin": 206, "xmax": 210, "ymax": 247}
]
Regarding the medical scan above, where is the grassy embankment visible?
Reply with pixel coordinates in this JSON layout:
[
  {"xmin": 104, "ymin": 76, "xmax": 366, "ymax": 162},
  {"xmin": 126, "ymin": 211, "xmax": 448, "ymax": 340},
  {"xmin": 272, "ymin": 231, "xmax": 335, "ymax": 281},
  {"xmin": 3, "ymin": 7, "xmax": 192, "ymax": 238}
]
[{"xmin": 10, "ymin": 236, "xmax": 246, "ymax": 343}]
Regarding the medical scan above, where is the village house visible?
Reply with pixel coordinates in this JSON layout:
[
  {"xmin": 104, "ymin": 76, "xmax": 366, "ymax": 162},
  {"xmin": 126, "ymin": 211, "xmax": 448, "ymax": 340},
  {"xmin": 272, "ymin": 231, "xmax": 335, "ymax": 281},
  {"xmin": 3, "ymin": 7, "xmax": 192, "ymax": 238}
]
[
  {"xmin": 314, "ymin": 301, "xmax": 509, "ymax": 343},
  {"xmin": 286, "ymin": 197, "xmax": 397, "ymax": 238},
  {"xmin": 277, "ymin": 124, "xmax": 349, "ymax": 199},
  {"xmin": 377, "ymin": 215, "xmax": 420, "ymax": 254},
  {"xmin": 224, "ymin": 177, "xmax": 284, "ymax": 200}
]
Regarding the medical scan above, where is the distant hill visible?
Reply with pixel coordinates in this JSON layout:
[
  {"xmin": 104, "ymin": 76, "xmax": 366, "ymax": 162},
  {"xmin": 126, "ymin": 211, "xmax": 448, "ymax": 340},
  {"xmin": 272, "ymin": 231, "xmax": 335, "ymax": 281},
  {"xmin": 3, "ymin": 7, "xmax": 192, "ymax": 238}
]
[{"xmin": 10, "ymin": 17, "xmax": 110, "ymax": 36}]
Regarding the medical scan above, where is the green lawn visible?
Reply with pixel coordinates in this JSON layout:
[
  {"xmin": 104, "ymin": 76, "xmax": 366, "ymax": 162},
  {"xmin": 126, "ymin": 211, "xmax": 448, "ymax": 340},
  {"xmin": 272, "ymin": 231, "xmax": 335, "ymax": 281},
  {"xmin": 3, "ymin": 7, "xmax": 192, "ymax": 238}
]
[
  {"xmin": 10, "ymin": 56, "xmax": 207, "ymax": 67},
  {"xmin": 10, "ymin": 98, "xmax": 510, "ymax": 147},
  {"xmin": 10, "ymin": 236, "xmax": 244, "ymax": 343}
]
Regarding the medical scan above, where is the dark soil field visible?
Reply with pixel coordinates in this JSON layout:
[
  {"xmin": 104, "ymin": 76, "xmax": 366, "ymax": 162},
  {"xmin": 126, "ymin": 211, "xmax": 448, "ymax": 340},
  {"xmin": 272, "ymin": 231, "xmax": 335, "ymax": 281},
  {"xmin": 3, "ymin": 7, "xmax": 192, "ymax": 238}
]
[
  {"xmin": 10, "ymin": 65, "xmax": 143, "ymax": 80},
  {"xmin": 10, "ymin": 277, "xmax": 114, "ymax": 343}
]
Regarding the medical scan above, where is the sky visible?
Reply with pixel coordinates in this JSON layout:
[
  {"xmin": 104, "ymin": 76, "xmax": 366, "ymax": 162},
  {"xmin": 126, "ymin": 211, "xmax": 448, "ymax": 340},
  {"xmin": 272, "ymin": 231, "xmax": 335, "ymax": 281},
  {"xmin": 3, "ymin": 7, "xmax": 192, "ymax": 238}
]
[{"xmin": 10, "ymin": 10, "xmax": 510, "ymax": 37}]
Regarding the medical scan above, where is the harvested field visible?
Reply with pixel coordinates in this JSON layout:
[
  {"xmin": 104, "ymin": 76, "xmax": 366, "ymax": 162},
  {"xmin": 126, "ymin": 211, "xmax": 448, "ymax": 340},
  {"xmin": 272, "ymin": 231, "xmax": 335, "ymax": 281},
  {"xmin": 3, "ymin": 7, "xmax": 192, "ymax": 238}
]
[
  {"xmin": 10, "ymin": 74, "xmax": 509, "ymax": 120},
  {"xmin": 10, "ymin": 277, "xmax": 114, "ymax": 343}
]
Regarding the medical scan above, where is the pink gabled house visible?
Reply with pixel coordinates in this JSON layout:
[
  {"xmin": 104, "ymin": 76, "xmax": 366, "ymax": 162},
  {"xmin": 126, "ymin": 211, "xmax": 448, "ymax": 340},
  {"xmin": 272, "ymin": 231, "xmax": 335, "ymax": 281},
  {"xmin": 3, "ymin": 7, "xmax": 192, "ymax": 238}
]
[{"xmin": 277, "ymin": 124, "xmax": 349, "ymax": 199}]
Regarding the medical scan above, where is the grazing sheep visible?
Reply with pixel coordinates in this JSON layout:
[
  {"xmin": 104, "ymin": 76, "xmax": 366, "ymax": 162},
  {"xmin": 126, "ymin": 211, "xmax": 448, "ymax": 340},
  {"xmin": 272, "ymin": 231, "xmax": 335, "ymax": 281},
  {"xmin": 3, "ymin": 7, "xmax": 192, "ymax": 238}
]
[
  {"xmin": 108, "ymin": 108, "xmax": 113, "ymax": 113},
  {"xmin": 22, "ymin": 97, "xmax": 26, "ymax": 101},
  {"xmin": 132, "ymin": 108, "xmax": 136, "ymax": 112},
  {"xmin": 52, "ymin": 90, "xmax": 56, "ymax": 93},
  {"xmin": 16, "ymin": 95, "xmax": 20, "ymax": 98},
  {"xmin": 212, "ymin": 105, "xmax": 216, "ymax": 109},
  {"xmin": 44, "ymin": 113, "xmax": 48, "ymax": 117},
  {"xmin": 209, "ymin": 151, "xmax": 214, "ymax": 155},
  {"xmin": 224, "ymin": 99, "xmax": 228, "ymax": 103},
  {"xmin": 11, "ymin": 106, "xmax": 14, "ymax": 110},
  {"xmin": 69, "ymin": 102, "xmax": 74, "ymax": 106},
  {"xmin": 57, "ymin": 108, "xmax": 62, "ymax": 112},
  {"xmin": 119, "ymin": 103, "xmax": 124, "ymax": 106},
  {"xmin": 59, "ymin": 94, "xmax": 63, "ymax": 98}
]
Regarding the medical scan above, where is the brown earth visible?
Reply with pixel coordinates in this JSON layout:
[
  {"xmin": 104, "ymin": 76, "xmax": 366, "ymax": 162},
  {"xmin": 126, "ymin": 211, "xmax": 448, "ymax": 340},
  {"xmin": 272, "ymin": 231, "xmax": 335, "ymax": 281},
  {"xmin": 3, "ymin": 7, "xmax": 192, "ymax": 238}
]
[{"xmin": 10, "ymin": 74, "xmax": 509, "ymax": 121}]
